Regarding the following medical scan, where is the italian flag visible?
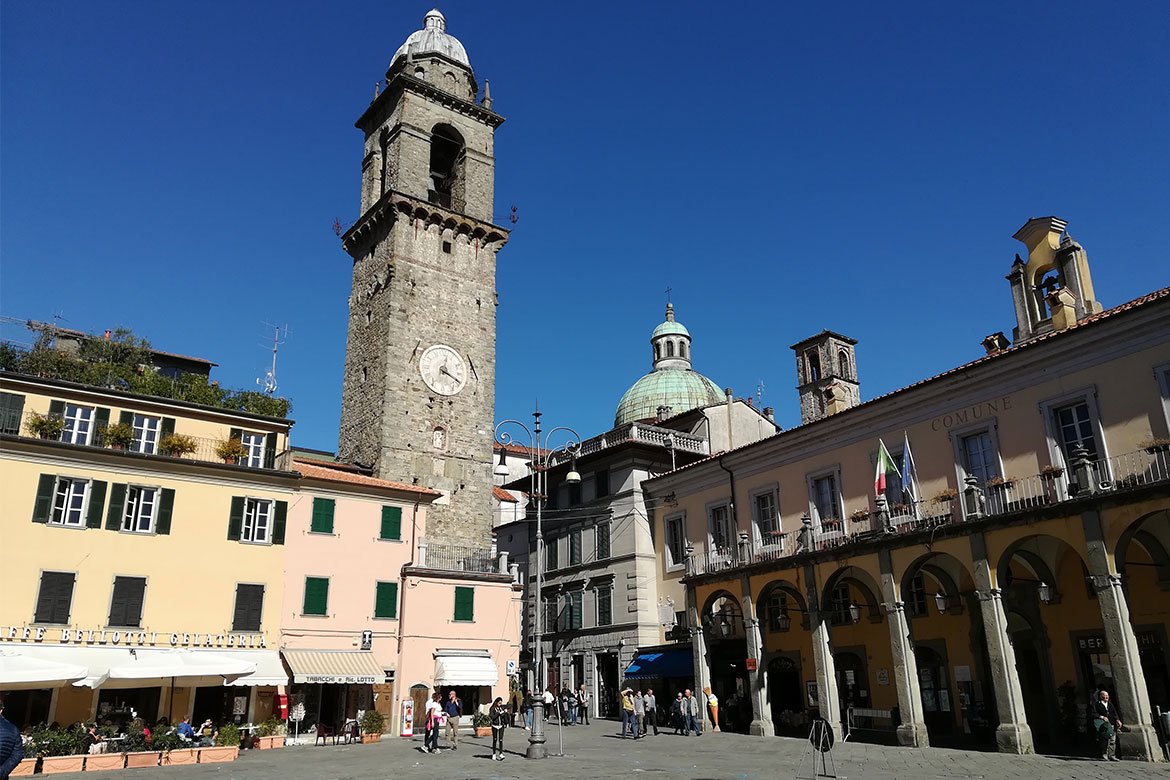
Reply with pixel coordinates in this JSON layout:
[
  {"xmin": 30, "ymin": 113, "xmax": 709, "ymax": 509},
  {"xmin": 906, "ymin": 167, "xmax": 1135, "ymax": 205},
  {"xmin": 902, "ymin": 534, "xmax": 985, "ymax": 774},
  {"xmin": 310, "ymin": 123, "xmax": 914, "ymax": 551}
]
[{"xmin": 875, "ymin": 439, "xmax": 900, "ymax": 497}]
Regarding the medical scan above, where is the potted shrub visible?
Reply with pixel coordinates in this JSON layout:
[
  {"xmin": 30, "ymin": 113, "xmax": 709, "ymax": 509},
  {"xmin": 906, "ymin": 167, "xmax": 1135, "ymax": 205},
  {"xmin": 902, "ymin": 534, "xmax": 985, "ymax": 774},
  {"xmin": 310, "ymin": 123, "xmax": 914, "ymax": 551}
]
[
  {"xmin": 159, "ymin": 432, "xmax": 197, "ymax": 457},
  {"xmin": 99, "ymin": 421, "xmax": 135, "ymax": 449},
  {"xmin": 359, "ymin": 710, "xmax": 385, "ymax": 743},
  {"xmin": 36, "ymin": 725, "xmax": 89, "ymax": 775},
  {"xmin": 986, "ymin": 475, "xmax": 1015, "ymax": 491},
  {"xmin": 472, "ymin": 710, "xmax": 491, "ymax": 738},
  {"xmin": 1039, "ymin": 464, "xmax": 1064, "ymax": 480},
  {"xmin": 254, "ymin": 716, "xmax": 287, "ymax": 749},
  {"xmin": 149, "ymin": 730, "xmax": 195, "ymax": 765},
  {"xmin": 849, "ymin": 508, "xmax": 870, "ymax": 523},
  {"xmin": 198, "ymin": 723, "xmax": 240, "ymax": 763},
  {"xmin": 27, "ymin": 410, "xmax": 65, "ymax": 440},
  {"xmin": 122, "ymin": 722, "xmax": 161, "ymax": 769},
  {"xmin": 215, "ymin": 436, "xmax": 248, "ymax": 464}
]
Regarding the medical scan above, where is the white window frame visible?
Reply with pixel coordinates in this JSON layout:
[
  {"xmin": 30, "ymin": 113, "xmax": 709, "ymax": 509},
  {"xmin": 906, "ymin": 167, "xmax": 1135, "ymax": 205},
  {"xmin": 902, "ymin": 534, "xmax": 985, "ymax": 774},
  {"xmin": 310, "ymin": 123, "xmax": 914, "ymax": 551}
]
[
  {"xmin": 1043, "ymin": 388, "xmax": 1104, "ymax": 472},
  {"xmin": 664, "ymin": 512, "xmax": 686, "ymax": 572},
  {"xmin": 131, "ymin": 414, "xmax": 161, "ymax": 455},
  {"xmin": 121, "ymin": 485, "xmax": 158, "ymax": 534},
  {"xmin": 50, "ymin": 477, "xmax": 90, "ymax": 528},
  {"xmin": 749, "ymin": 484, "xmax": 780, "ymax": 546},
  {"xmin": 61, "ymin": 403, "xmax": 94, "ymax": 445},
  {"xmin": 241, "ymin": 431, "xmax": 266, "ymax": 468},
  {"xmin": 705, "ymin": 499, "xmax": 735, "ymax": 555},
  {"xmin": 806, "ymin": 465, "xmax": 843, "ymax": 530},
  {"xmin": 242, "ymin": 497, "xmax": 273, "ymax": 544},
  {"xmin": 948, "ymin": 420, "xmax": 1005, "ymax": 519}
]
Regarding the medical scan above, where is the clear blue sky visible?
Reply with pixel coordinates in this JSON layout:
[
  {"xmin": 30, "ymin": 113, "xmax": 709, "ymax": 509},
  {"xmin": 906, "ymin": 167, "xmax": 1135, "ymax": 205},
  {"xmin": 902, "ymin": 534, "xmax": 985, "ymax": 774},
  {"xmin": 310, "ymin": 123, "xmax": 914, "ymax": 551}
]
[{"xmin": 3, "ymin": 1, "xmax": 1168, "ymax": 451}]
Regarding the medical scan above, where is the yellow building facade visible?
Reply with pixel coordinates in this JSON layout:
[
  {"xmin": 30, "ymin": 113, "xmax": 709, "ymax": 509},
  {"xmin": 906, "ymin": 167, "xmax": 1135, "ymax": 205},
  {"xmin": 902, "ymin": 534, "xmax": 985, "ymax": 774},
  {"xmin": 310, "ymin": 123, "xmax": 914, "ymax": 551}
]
[
  {"xmin": 644, "ymin": 219, "xmax": 1170, "ymax": 761},
  {"xmin": 0, "ymin": 372, "xmax": 294, "ymax": 729}
]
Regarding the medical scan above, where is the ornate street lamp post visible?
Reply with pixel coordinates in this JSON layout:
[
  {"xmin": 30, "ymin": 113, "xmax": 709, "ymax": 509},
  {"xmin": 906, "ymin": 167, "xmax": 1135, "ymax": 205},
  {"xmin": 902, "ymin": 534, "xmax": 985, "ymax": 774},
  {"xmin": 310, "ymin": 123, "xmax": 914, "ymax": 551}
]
[{"xmin": 495, "ymin": 406, "xmax": 580, "ymax": 760}]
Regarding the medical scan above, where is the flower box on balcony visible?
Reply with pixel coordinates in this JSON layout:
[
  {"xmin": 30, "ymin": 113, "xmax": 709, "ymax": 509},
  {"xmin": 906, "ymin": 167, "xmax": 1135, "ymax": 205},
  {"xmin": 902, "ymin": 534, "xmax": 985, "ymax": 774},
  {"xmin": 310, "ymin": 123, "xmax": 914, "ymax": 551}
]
[{"xmin": 1039, "ymin": 466, "xmax": 1064, "ymax": 480}]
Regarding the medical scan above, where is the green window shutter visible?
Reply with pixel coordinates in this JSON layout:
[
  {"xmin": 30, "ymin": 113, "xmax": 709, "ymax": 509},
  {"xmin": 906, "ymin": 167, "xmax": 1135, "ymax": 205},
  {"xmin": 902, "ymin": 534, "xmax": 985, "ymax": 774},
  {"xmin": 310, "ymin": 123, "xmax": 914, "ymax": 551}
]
[
  {"xmin": 118, "ymin": 410, "xmax": 133, "ymax": 427},
  {"xmin": 375, "ymin": 581, "xmax": 398, "ymax": 619},
  {"xmin": 32, "ymin": 474, "xmax": 56, "ymax": 523},
  {"xmin": 0, "ymin": 391, "xmax": 24, "ymax": 434},
  {"xmin": 272, "ymin": 500, "xmax": 288, "ymax": 545},
  {"xmin": 160, "ymin": 417, "xmax": 175, "ymax": 440},
  {"xmin": 156, "ymin": 488, "xmax": 175, "ymax": 535},
  {"xmin": 86, "ymin": 481, "xmax": 107, "ymax": 528},
  {"xmin": 303, "ymin": 577, "xmax": 329, "ymax": 616},
  {"xmin": 232, "ymin": 584, "xmax": 265, "ymax": 632},
  {"xmin": 48, "ymin": 400, "xmax": 65, "ymax": 418},
  {"xmin": 108, "ymin": 576, "xmax": 146, "ymax": 628},
  {"xmin": 35, "ymin": 572, "xmax": 75, "ymax": 624},
  {"xmin": 311, "ymin": 497, "xmax": 335, "ymax": 534},
  {"xmin": 380, "ymin": 505, "xmax": 402, "ymax": 540},
  {"xmin": 92, "ymin": 407, "xmax": 110, "ymax": 445},
  {"xmin": 106, "ymin": 484, "xmax": 128, "ymax": 530},
  {"xmin": 453, "ymin": 586, "xmax": 474, "ymax": 622},
  {"xmin": 264, "ymin": 432, "xmax": 278, "ymax": 469},
  {"xmin": 569, "ymin": 531, "xmax": 581, "ymax": 565},
  {"xmin": 597, "ymin": 523, "xmax": 611, "ymax": 560},
  {"xmin": 228, "ymin": 496, "xmax": 245, "ymax": 541},
  {"xmin": 597, "ymin": 588, "xmax": 611, "ymax": 627}
]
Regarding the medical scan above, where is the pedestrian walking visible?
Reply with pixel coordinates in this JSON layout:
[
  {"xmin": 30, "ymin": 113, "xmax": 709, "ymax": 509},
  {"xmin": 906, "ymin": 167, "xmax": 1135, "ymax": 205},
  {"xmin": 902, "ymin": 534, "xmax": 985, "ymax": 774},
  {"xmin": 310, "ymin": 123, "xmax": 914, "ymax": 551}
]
[
  {"xmin": 671, "ymin": 692, "xmax": 684, "ymax": 734},
  {"xmin": 489, "ymin": 697, "xmax": 509, "ymax": 761},
  {"xmin": 644, "ymin": 689, "xmax": 659, "ymax": 735},
  {"xmin": 632, "ymin": 687, "xmax": 646, "ymax": 739},
  {"xmin": 577, "ymin": 685, "xmax": 590, "ymax": 725},
  {"xmin": 542, "ymin": 688, "xmax": 555, "ymax": 722},
  {"xmin": 424, "ymin": 692, "xmax": 443, "ymax": 753},
  {"xmin": 566, "ymin": 687, "xmax": 578, "ymax": 725},
  {"xmin": 620, "ymin": 688, "xmax": 636, "ymax": 738},
  {"xmin": 1092, "ymin": 689, "xmax": 1123, "ymax": 762},
  {"xmin": 0, "ymin": 697, "xmax": 25, "ymax": 779},
  {"xmin": 443, "ymin": 690, "xmax": 463, "ymax": 749},
  {"xmin": 682, "ymin": 689, "xmax": 701, "ymax": 736}
]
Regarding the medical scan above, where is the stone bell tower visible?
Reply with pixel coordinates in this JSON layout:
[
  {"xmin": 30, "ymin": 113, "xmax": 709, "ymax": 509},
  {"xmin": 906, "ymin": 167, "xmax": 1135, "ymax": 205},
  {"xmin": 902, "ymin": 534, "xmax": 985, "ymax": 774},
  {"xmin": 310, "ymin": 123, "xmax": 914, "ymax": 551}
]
[
  {"xmin": 791, "ymin": 330, "xmax": 860, "ymax": 424},
  {"xmin": 337, "ymin": 9, "xmax": 508, "ymax": 548},
  {"xmin": 1007, "ymin": 216, "xmax": 1103, "ymax": 344}
]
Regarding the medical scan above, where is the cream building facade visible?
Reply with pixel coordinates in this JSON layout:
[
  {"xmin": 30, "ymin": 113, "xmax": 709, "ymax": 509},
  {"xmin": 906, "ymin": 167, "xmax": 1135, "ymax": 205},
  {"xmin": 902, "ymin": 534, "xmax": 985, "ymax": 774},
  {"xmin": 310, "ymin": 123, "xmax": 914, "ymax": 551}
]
[{"xmin": 644, "ymin": 218, "xmax": 1170, "ymax": 761}]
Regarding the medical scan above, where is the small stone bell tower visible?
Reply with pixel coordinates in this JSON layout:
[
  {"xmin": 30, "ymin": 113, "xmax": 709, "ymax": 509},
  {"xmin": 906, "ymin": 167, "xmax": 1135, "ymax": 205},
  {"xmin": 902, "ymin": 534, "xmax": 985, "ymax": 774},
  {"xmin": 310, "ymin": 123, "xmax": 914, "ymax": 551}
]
[
  {"xmin": 1007, "ymin": 217, "xmax": 1103, "ymax": 343},
  {"xmin": 791, "ymin": 331, "xmax": 860, "ymax": 424}
]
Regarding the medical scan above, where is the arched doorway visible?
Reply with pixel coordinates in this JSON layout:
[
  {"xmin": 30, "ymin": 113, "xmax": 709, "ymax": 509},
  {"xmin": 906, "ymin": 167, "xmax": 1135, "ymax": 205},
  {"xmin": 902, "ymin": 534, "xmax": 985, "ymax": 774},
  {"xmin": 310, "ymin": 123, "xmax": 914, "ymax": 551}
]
[
  {"xmin": 702, "ymin": 591, "xmax": 749, "ymax": 733},
  {"xmin": 834, "ymin": 650, "xmax": 869, "ymax": 712},
  {"xmin": 767, "ymin": 655, "xmax": 805, "ymax": 735},
  {"xmin": 914, "ymin": 646, "xmax": 954, "ymax": 740},
  {"xmin": 1005, "ymin": 610, "xmax": 1052, "ymax": 746},
  {"xmin": 1116, "ymin": 509, "xmax": 1170, "ymax": 717}
]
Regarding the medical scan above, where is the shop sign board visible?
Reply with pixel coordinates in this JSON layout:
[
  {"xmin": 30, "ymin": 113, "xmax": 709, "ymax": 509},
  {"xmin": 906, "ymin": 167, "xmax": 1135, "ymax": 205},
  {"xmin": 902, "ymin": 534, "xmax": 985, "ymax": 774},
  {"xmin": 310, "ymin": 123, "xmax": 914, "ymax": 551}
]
[
  {"xmin": 0, "ymin": 625, "xmax": 267, "ymax": 648},
  {"xmin": 297, "ymin": 674, "xmax": 379, "ymax": 685},
  {"xmin": 745, "ymin": 658, "xmax": 757, "ymax": 672}
]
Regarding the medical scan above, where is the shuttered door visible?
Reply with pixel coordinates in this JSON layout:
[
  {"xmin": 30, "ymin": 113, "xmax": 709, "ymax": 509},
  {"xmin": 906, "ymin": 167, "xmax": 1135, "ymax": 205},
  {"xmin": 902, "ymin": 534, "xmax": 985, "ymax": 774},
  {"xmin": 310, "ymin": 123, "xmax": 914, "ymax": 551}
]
[
  {"xmin": 108, "ymin": 576, "xmax": 146, "ymax": 627},
  {"xmin": 34, "ymin": 572, "xmax": 76, "ymax": 624},
  {"xmin": 232, "ymin": 584, "xmax": 265, "ymax": 631}
]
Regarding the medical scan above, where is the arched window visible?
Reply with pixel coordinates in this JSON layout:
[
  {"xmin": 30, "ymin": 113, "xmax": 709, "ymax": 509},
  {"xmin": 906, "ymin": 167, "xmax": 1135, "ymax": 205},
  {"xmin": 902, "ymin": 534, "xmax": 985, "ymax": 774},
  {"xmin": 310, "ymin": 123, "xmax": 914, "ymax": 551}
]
[
  {"xmin": 654, "ymin": 343, "xmax": 660, "ymax": 360},
  {"xmin": 837, "ymin": 349, "xmax": 850, "ymax": 380},
  {"xmin": 679, "ymin": 341, "xmax": 688, "ymax": 359},
  {"xmin": 806, "ymin": 350, "xmax": 821, "ymax": 382},
  {"xmin": 666, "ymin": 341, "xmax": 675, "ymax": 358},
  {"xmin": 1035, "ymin": 268, "xmax": 1061, "ymax": 320},
  {"xmin": 429, "ymin": 124, "xmax": 465, "ymax": 209},
  {"xmin": 414, "ymin": 66, "xmax": 426, "ymax": 79}
]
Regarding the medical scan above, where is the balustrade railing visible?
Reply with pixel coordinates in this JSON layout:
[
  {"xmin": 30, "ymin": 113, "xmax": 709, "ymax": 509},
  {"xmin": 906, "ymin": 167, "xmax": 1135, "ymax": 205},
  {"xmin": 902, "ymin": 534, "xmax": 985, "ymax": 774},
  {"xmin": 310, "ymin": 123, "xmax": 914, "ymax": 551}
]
[
  {"xmin": 682, "ymin": 447, "xmax": 1170, "ymax": 578},
  {"xmin": 550, "ymin": 422, "xmax": 707, "ymax": 464},
  {"xmin": 417, "ymin": 540, "xmax": 498, "ymax": 573}
]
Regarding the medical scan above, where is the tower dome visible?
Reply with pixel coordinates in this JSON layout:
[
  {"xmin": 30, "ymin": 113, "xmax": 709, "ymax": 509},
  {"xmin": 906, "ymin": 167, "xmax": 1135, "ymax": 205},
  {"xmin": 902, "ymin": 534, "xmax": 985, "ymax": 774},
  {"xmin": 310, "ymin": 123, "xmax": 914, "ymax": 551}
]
[
  {"xmin": 391, "ymin": 9, "xmax": 471, "ymax": 69},
  {"xmin": 614, "ymin": 303, "xmax": 725, "ymax": 427}
]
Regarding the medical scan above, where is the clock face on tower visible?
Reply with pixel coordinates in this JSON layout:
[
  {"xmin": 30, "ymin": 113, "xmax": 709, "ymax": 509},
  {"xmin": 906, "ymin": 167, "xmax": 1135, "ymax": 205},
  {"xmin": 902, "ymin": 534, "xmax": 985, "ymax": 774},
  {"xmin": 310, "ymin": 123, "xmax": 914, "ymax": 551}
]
[{"xmin": 418, "ymin": 344, "xmax": 468, "ymax": 396}]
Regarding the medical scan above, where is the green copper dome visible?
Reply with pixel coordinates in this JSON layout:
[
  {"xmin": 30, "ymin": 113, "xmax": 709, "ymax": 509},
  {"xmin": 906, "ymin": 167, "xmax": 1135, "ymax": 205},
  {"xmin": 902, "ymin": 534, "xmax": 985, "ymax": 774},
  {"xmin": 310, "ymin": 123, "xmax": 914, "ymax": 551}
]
[
  {"xmin": 615, "ymin": 370, "xmax": 724, "ymax": 427},
  {"xmin": 614, "ymin": 302, "xmax": 725, "ymax": 426}
]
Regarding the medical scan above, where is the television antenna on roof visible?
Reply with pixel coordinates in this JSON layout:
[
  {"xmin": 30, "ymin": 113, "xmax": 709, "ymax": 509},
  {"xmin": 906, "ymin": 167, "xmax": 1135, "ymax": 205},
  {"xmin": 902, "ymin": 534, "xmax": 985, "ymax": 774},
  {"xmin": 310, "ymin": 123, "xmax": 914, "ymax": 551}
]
[{"xmin": 257, "ymin": 323, "xmax": 288, "ymax": 396}]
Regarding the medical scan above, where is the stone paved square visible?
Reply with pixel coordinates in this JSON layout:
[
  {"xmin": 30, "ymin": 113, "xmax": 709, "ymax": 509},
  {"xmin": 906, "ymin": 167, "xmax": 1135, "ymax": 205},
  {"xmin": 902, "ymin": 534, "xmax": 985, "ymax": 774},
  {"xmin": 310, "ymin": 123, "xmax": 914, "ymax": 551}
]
[{"xmin": 39, "ymin": 723, "xmax": 1170, "ymax": 780}]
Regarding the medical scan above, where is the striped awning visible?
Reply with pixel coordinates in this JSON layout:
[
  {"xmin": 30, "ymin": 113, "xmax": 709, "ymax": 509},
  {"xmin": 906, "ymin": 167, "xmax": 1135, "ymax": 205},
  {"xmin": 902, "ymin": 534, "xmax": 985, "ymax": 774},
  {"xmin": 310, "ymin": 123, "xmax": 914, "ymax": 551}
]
[{"xmin": 282, "ymin": 650, "xmax": 387, "ymax": 685}]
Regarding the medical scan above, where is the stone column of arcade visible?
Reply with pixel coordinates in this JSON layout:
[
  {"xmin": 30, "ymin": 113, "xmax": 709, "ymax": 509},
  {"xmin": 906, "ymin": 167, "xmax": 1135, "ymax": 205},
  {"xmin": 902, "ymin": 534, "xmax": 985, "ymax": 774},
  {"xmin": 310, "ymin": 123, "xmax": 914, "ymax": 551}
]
[
  {"xmin": 969, "ymin": 533, "xmax": 1034, "ymax": 754},
  {"xmin": 1081, "ymin": 509, "xmax": 1162, "ymax": 762},
  {"xmin": 803, "ymin": 563, "xmax": 841, "ymax": 735},
  {"xmin": 738, "ymin": 567, "xmax": 774, "ymax": 737},
  {"xmin": 879, "ymin": 550, "xmax": 929, "ymax": 747},
  {"xmin": 685, "ymin": 545, "xmax": 713, "ymax": 711}
]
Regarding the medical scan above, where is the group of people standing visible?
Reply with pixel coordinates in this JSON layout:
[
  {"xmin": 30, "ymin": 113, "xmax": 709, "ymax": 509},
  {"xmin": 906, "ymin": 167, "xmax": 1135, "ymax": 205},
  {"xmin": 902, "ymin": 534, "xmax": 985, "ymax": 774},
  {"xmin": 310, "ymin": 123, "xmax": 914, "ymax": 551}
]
[
  {"xmin": 620, "ymin": 687, "xmax": 715, "ymax": 738},
  {"xmin": 421, "ymin": 690, "xmax": 511, "ymax": 761}
]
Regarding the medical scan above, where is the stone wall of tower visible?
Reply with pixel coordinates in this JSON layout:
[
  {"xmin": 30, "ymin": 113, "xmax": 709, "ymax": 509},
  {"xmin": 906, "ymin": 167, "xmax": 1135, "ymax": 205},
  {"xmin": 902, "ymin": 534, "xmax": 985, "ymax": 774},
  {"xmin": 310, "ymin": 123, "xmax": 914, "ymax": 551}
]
[{"xmin": 794, "ymin": 334, "xmax": 860, "ymax": 425}]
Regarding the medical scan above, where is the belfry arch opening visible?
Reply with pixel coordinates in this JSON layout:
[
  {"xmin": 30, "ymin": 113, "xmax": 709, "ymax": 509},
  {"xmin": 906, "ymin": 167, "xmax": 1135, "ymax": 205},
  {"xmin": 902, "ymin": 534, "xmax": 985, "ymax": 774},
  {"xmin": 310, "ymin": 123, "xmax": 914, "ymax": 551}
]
[{"xmin": 429, "ymin": 124, "xmax": 466, "ymax": 210}]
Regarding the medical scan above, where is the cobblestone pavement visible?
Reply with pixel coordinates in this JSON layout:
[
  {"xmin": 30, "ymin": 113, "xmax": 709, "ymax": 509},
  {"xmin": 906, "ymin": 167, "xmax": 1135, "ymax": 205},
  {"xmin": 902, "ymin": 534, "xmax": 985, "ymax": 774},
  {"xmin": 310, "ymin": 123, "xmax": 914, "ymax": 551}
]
[{"xmin": 41, "ymin": 722, "xmax": 1170, "ymax": 779}]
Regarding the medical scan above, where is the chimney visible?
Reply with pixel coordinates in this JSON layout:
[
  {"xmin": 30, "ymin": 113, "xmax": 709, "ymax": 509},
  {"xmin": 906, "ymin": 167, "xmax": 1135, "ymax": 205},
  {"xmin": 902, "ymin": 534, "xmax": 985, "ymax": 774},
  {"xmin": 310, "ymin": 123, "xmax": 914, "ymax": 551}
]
[
  {"xmin": 763, "ymin": 406, "xmax": 775, "ymax": 423},
  {"xmin": 1046, "ymin": 287, "xmax": 1078, "ymax": 332},
  {"xmin": 981, "ymin": 332, "xmax": 1011, "ymax": 355}
]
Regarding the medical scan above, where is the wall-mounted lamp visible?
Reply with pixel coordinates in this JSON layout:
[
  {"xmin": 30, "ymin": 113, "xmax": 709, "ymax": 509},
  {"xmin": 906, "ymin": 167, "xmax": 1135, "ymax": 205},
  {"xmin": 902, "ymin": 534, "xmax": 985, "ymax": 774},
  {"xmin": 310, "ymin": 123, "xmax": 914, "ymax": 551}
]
[
  {"xmin": 1037, "ymin": 581, "xmax": 1052, "ymax": 605},
  {"xmin": 493, "ymin": 448, "xmax": 509, "ymax": 477},
  {"xmin": 848, "ymin": 602, "xmax": 861, "ymax": 624},
  {"xmin": 934, "ymin": 592, "xmax": 948, "ymax": 614}
]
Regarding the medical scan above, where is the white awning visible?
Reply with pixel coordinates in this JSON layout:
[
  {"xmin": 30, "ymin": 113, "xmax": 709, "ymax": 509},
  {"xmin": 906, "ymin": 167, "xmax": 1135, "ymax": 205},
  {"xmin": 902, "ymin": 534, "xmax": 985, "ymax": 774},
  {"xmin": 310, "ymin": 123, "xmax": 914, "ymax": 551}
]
[
  {"xmin": 282, "ymin": 650, "xmax": 386, "ymax": 685},
  {"xmin": 0, "ymin": 646, "xmax": 262, "ymax": 689},
  {"xmin": 107, "ymin": 649, "xmax": 255, "ymax": 683},
  {"xmin": 0, "ymin": 649, "xmax": 87, "ymax": 690},
  {"xmin": 434, "ymin": 651, "xmax": 498, "ymax": 687},
  {"xmin": 216, "ymin": 650, "xmax": 287, "ymax": 687}
]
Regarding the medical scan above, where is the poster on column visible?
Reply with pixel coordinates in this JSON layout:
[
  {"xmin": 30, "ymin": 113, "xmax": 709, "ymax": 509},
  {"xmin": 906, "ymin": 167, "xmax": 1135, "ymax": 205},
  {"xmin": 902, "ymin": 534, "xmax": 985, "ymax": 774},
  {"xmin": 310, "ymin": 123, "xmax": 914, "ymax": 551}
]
[{"xmin": 400, "ymin": 699, "xmax": 414, "ymax": 737}]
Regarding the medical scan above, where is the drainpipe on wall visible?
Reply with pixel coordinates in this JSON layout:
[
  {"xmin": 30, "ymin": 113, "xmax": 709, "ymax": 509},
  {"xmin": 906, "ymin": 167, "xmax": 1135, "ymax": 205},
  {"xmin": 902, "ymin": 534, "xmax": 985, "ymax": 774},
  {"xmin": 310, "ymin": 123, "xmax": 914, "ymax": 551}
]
[
  {"xmin": 724, "ymin": 388, "xmax": 735, "ymax": 451},
  {"xmin": 718, "ymin": 453, "xmax": 737, "ymax": 546}
]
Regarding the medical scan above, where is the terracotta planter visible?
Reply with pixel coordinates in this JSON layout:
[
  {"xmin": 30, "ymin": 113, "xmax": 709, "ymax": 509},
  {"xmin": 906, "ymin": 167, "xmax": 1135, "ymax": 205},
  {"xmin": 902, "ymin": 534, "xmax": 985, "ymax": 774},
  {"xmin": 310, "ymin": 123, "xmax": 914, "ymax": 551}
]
[
  {"xmin": 84, "ymin": 752, "xmax": 127, "ymax": 771},
  {"xmin": 360, "ymin": 733, "xmax": 381, "ymax": 744},
  {"xmin": 197, "ymin": 745, "xmax": 239, "ymax": 763},
  {"xmin": 165, "ymin": 748, "xmax": 199, "ymax": 765},
  {"xmin": 39, "ymin": 755, "xmax": 86, "ymax": 774},
  {"xmin": 124, "ymin": 750, "xmax": 161, "ymax": 768},
  {"xmin": 474, "ymin": 726, "xmax": 491, "ymax": 738},
  {"xmin": 254, "ymin": 734, "xmax": 285, "ymax": 749},
  {"xmin": 9, "ymin": 757, "xmax": 37, "ymax": 777}
]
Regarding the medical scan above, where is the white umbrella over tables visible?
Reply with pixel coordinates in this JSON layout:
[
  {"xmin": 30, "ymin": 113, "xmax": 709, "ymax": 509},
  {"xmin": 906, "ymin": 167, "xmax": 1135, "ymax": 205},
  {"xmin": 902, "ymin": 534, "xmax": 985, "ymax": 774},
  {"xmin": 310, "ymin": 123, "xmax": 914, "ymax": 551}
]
[
  {"xmin": 106, "ymin": 649, "xmax": 257, "ymax": 721},
  {"xmin": 0, "ymin": 649, "xmax": 88, "ymax": 690}
]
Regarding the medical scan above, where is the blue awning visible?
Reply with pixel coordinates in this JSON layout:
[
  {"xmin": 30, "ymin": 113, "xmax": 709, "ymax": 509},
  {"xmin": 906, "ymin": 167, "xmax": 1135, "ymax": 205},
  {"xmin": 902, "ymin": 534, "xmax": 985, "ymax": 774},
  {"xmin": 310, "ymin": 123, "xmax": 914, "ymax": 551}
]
[{"xmin": 623, "ymin": 650, "xmax": 693, "ymax": 680}]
